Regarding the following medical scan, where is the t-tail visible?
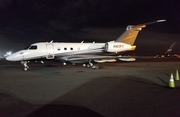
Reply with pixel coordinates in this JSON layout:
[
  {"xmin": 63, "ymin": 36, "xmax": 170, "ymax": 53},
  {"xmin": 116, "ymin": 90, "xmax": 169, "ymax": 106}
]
[
  {"xmin": 164, "ymin": 41, "xmax": 177, "ymax": 54},
  {"xmin": 115, "ymin": 19, "xmax": 166, "ymax": 45}
]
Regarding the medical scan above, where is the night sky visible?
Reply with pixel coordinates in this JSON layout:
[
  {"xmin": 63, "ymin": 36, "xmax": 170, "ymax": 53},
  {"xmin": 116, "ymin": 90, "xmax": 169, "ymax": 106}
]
[{"xmin": 0, "ymin": 0, "xmax": 180, "ymax": 55}]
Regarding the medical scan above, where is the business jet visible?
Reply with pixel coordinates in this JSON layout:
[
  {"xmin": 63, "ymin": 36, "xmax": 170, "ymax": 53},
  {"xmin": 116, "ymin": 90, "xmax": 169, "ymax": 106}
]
[
  {"xmin": 164, "ymin": 41, "xmax": 177, "ymax": 56},
  {"xmin": 6, "ymin": 20, "xmax": 166, "ymax": 71},
  {"xmin": 155, "ymin": 41, "xmax": 177, "ymax": 58}
]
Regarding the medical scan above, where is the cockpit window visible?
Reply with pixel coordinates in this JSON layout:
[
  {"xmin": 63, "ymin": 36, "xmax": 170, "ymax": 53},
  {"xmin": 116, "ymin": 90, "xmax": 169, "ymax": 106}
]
[
  {"xmin": 24, "ymin": 45, "xmax": 31, "ymax": 50},
  {"xmin": 29, "ymin": 45, "xmax": 37, "ymax": 50},
  {"xmin": 23, "ymin": 45, "xmax": 38, "ymax": 50}
]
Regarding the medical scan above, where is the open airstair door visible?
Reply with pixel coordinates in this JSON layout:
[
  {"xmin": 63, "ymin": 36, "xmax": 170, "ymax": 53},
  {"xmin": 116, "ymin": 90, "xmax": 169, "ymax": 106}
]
[{"xmin": 46, "ymin": 44, "xmax": 54, "ymax": 59}]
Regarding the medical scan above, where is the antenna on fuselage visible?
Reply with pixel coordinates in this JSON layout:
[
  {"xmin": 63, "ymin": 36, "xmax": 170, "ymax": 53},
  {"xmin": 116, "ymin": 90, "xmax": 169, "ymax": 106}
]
[
  {"xmin": 81, "ymin": 41, "xmax": 84, "ymax": 43},
  {"xmin": 50, "ymin": 40, "xmax": 53, "ymax": 43}
]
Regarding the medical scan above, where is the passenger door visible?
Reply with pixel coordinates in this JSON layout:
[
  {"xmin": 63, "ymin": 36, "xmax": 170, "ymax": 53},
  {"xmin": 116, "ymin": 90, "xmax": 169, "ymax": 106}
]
[{"xmin": 46, "ymin": 44, "xmax": 54, "ymax": 59}]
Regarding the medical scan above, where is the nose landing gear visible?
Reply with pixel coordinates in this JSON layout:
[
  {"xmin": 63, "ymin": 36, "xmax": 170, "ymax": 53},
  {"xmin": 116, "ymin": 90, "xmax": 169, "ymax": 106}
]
[{"xmin": 21, "ymin": 61, "xmax": 29, "ymax": 71}]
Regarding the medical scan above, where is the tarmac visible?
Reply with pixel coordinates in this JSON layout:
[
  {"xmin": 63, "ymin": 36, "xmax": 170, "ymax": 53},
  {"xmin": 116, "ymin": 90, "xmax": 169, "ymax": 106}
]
[{"xmin": 1, "ymin": 58, "xmax": 180, "ymax": 117}]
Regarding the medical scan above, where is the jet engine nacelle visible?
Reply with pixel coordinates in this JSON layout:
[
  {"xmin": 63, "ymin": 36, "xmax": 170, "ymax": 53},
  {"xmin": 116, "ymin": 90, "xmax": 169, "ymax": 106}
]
[{"xmin": 105, "ymin": 41, "xmax": 134, "ymax": 52}]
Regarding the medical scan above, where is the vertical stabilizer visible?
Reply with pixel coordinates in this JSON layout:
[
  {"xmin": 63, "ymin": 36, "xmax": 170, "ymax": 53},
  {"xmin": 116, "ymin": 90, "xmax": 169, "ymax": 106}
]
[
  {"xmin": 115, "ymin": 25, "xmax": 146, "ymax": 45},
  {"xmin": 115, "ymin": 19, "xmax": 166, "ymax": 45},
  {"xmin": 164, "ymin": 41, "xmax": 177, "ymax": 54}
]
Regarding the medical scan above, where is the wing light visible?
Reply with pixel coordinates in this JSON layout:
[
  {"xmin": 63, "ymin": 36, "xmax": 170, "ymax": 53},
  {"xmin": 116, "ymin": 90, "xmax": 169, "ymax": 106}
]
[{"xmin": 131, "ymin": 46, "xmax": 136, "ymax": 50}]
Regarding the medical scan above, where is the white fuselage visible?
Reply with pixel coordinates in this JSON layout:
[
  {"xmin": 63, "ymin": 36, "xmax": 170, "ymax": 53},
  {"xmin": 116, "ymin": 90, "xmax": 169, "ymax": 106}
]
[
  {"xmin": 6, "ymin": 42, "xmax": 105, "ymax": 61},
  {"xmin": 6, "ymin": 42, "xmax": 134, "ymax": 62}
]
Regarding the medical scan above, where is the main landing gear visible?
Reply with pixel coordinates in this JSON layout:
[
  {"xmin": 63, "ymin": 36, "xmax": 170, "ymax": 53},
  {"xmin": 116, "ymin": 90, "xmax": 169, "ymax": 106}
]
[{"xmin": 83, "ymin": 61, "xmax": 99, "ymax": 69}]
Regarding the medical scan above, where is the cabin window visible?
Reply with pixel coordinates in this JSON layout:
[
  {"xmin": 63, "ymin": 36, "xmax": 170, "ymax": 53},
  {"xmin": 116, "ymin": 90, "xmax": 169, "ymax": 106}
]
[
  {"xmin": 57, "ymin": 48, "xmax": 60, "ymax": 51},
  {"xmin": 29, "ymin": 45, "xmax": 37, "ymax": 50},
  {"xmin": 64, "ymin": 48, "xmax": 67, "ymax": 50},
  {"xmin": 70, "ymin": 47, "xmax": 73, "ymax": 50}
]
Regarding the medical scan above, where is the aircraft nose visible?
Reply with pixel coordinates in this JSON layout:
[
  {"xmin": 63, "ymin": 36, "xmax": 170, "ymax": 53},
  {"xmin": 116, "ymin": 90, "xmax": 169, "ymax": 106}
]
[
  {"xmin": 6, "ymin": 55, "xmax": 13, "ymax": 61},
  {"xmin": 6, "ymin": 54, "xmax": 20, "ymax": 61}
]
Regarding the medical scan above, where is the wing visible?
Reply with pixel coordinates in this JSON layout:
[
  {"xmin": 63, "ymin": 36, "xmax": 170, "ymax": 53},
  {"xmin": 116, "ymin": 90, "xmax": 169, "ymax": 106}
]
[{"xmin": 55, "ymin": 54, "xmax": 136, "ymax": 63}]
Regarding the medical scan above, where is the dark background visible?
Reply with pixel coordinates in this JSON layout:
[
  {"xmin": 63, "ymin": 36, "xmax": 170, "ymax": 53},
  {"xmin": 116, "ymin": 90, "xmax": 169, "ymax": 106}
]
[{"xmin": 0, "ymin": 0, "xmax": 180, "ymax": 55}]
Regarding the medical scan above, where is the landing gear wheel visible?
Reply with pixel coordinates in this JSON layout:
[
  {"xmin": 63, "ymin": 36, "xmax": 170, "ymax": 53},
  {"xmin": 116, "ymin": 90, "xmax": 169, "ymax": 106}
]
[
  {"xmin": 83, "ymin": 64, "xmax": 86, "ymax": 67},
  {"xmin": 92, "ymin": 64, "xmax": 99, "ymax": 69},
  {"xmin": 83, "ymin": 63, "xmax": 90, "ymax": 67},
  {"xmin": 87, "ymin": 64, "xmax": 90, "ymax": 67},
  {"xmin": 63, "ymin": 62, "xmax": 66, "ymax": 65},
  {"xmin": 24, "ymin": 67, "xmax": 28, "ymax": 71}
]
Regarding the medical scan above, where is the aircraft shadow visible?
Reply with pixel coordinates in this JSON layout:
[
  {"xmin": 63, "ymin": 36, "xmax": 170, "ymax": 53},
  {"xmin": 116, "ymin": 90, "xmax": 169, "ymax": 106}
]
[
  {"xmin": 26, "ymin": 104, "xmax": 104, "ymax": 117},
  {"xmin": 128, "ymin": 76, "xmax": 165, "ymax": 88},
  {"xmin": 0, "ymin": 93, "xmax": 103, "ymax": 117}
]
